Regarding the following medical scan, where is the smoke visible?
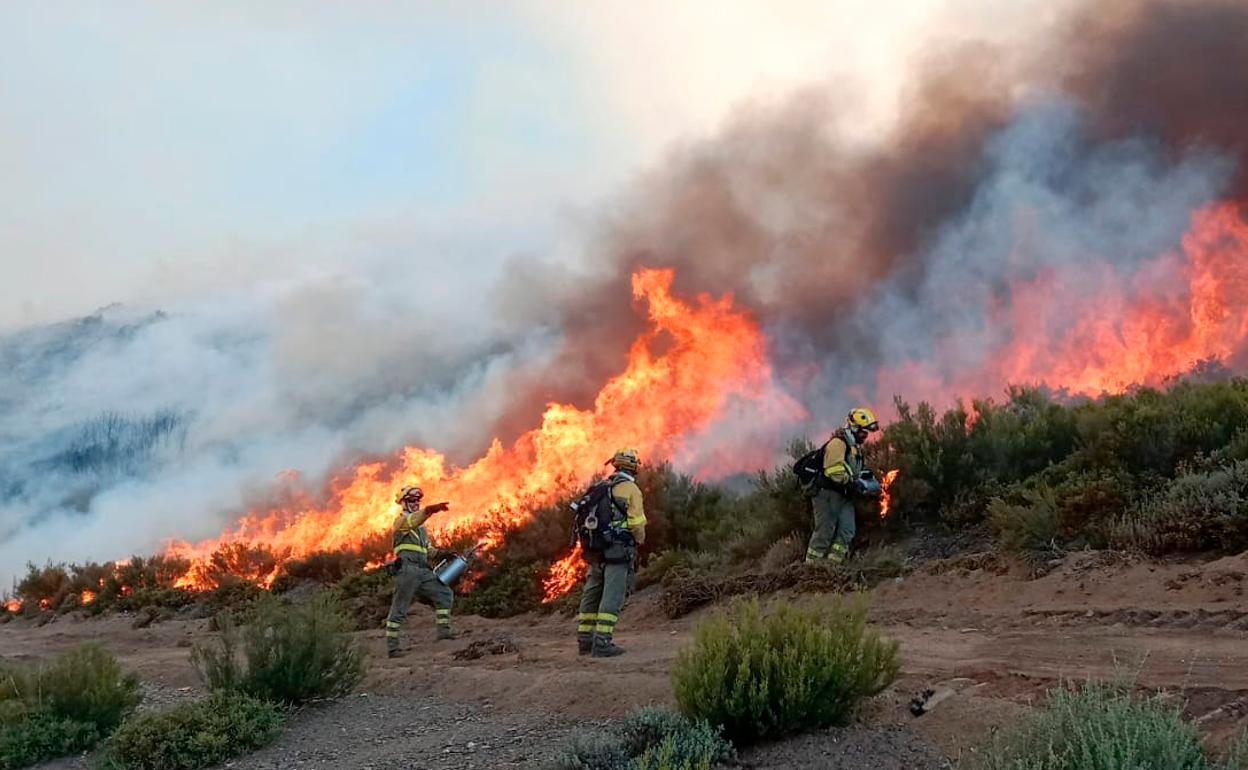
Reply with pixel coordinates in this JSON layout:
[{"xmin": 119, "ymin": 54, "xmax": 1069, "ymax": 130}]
[
  {"xmin": 503, "ymin": 0, "xmax": 1248, "ymax": 427},
  {"xmin": 5, "ymin": 0, "xmax": 1248, "ymax": 586},
  {"xmin": 0, "ymin": 272, "xmax": 565, "ymax": 586}
]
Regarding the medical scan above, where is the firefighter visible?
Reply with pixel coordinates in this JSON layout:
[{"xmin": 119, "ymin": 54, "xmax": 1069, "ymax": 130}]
[
  {"xmin": 805, "ymin": 407, "xmax": 880, "ymax": 564},
  {"xmin": 576, "ymin": 448, "xmax": 646, "ymax": 658},
  {"xmin": 385, "ymin": 485, "xmax": 455, "ymax": 658}
]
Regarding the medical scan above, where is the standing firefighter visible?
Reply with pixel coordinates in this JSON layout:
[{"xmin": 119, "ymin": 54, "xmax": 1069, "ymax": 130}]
[
  {"xmin": 573, "ymin": 448, "xmax": 646, "ymax": 658},
  {"xmin": 798, "ymin": 407, "xmax": 881, "ymax": 564},
  {"xmin": 385, "ymin": 485, "xmax": 455, "ymax": 658}
]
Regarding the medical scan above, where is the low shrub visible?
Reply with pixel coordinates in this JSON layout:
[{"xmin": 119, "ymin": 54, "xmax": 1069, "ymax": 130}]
[
  {"xmin": 95, "ymin": 691, "xmax": 284, "ymax": 770},
  {"xmin": 988, "ymin": 488, "xmax": 1060, "ymax": 554},
  {"xmin": 671, "ymin": 597, "xmax": 898, "ymax": 743},
  {"xmin": 192, "ymin": 592, "xmax": 364, "ymax": 705},
  {"xmin": 979, "ymin": 681, "xmax": 1246, "ymax": 770},
  {"xmin": 0, "ymin": 644, "xmax": 141, "ymax": 769},
  {"xmin": 0, "ymin": 709, "xmax": 100, "ymax": 770},
  {"xmin": 1111, "ymin": 460, "xmax": 1248, "ymax": 554},
  {"xmin": 548, "ymin": 706, "xmax": 732, "ymax": 770},
  {"xmin": 30, "ymin": 645, "xmax": 142, "ymax": 732}
]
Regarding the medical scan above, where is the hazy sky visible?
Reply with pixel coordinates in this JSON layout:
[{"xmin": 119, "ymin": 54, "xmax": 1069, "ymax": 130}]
[{"xmin": 0, "ymin": 1, "xmax": 1042, "ymax": 329}]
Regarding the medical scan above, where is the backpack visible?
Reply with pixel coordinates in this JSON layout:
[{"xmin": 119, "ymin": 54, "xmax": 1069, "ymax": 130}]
[
  {"xmin": 792, "ymin": 445, "xmax": 826, "ymax": 488},
  {"xmin": 571, "ymin": 479, "xmax": 629, "ymax": 554}
]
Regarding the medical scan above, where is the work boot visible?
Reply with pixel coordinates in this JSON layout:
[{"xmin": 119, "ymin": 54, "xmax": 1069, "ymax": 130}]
[
  {"xmin": 591, "ymin": 635, "xmax": 625, "ymax": 658},
  {"xmin": 436, "ymin": 625, "xmax": 456, "ymax": 641},
  {"xmin": 577, "ymin": 633, "xmax": 593, "ymax": 656},
  {"xmin": 387, "ymin": 648, "xmax": 403, "ymax": 659}
]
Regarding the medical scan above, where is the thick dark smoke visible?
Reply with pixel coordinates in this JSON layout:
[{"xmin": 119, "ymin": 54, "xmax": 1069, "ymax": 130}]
[
  {"xmin": 1056, "ymin": 0, "xmax": 1248, "ymax": 199},
  {"xmin": 5, "ymin": 0, "xmax": 1246, "ymax": 586},
  {"xmin": 497, "ymin": 0, "xmax": 1248, "ymax": 433}
]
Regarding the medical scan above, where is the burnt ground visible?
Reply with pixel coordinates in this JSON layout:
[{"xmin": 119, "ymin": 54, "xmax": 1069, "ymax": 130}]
[{"xmin": 8, "ymin": 547, "xmax": 1248, "ymax": 769}]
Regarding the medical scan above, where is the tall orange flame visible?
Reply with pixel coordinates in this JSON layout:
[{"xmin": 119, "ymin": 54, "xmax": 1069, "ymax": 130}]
[
  {"xmin": 166, "ymin": 268, "xmax": 803, "ymax": 588},
  {"xmin": 877, "ymin": 201, "xmax": 1248, "ymax": 407},
  {"xmin": 542, "ymin": 543, "xmax": 586, "ymax": 603},
  {"xmin": 878, "ymin": 469, "xmax": 900, "ymax": 519}
]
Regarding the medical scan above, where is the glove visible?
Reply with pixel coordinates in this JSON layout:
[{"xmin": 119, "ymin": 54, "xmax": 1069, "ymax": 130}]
[
  {"xmin": 424, "ymin": 501, "xmax": 450, "ymax": 515},
  {"xmin": 850, "ymin": 478, "xmax": 869, "ymax": 498}
]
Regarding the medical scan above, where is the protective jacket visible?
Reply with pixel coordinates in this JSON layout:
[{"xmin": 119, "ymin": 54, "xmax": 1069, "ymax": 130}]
[
  {"xmin": 822, "ymin": 429, "xmax": 865, "ymax": 488},
  {"xmin": 392, "ymin": 510, "xmax": 446, "ymax": 566}
]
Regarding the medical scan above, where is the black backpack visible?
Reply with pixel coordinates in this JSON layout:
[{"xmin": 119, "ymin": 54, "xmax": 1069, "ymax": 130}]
[
  {"xmin": 792, "ymin": 444, "xmax": 826, "ymax": 487},
  {"xmin": 571, "ymin": 479, "xmax": 629, "ymax": 553}
]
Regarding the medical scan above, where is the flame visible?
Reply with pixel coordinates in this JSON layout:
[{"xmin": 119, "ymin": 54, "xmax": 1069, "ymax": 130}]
[
  {"xmin": 80, "ymin": 590, "xmax": 96, "ymax": 605},
  {"xmin": 878, "ymin": 469, "xmax": 900, "ymax": 519},
  {"xmin": 38, "ymin": 598, "xmax": 49, "ymax": 611},
  {"xmin": 877, "ymin": 201, "xmax": 1248, "ymax": 406},
  {"xmin": 3, "ymin": 598, "xmax": 19, "ymax": 613},
  {"xmin": 165, "ymin": 267, "xmax": 802, "ymax": 589},
  {"xmin": 542, "ymin": 543, "xmax": 587, "ymax": 603}
]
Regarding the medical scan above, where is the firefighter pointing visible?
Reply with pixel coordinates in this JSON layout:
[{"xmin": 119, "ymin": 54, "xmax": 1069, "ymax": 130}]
[
  {"xmin": 385, "ymin": 485, "xmax": 456, "ymax": 658},
  {"xmin": 573, "ymin": 448, "xmax": 647, "ymax": 657}
]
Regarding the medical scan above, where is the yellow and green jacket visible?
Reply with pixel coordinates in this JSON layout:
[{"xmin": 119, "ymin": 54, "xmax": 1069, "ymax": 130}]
[
  {"xmin": 608, "ymin": 472, "xmax": 647, "ymax": 545},
  {"xmin": 822, "ymin": 430, "xmax": 865, "ymax": 489},
  {"xmin": 392, "ymin": 509, "xmax": 446, "ymax": 567}
]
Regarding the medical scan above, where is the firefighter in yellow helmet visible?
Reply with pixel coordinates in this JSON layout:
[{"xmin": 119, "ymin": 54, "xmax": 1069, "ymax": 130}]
[
  {"xmin": 385, "ymin": 485, "xmax": 455, "ymax": 657},
  {"xmin": 805, "ymin": 408, "xmax": 881, "ymax": 564},
  {"xmin": 575, "ymin": 448, "xmax": 646, "ymax": 657}
]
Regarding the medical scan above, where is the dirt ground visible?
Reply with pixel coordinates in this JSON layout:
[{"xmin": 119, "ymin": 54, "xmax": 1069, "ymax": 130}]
[{"xmin": 6, "ymin": 548, "xmax": 1248, "ymax": 769}]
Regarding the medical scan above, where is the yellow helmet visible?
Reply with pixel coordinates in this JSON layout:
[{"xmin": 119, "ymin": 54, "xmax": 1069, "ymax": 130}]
[
  {"xmin": 395, "ymin": 485, "xmax": 423, "ymax": 505},
  {"xmin": 847, "ymin": 407, "xmax": 880, "ymax": 433},
  {"xmin": 609, "ymin": 447, "xmax": 641, "ymax": 473}
]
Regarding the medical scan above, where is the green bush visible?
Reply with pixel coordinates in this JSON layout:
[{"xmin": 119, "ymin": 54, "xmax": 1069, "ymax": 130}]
[
  {"xmin": 1111, "ymin": 460, "xmax": 1248, "ymax": 554},
  {"xmin": 548, "ymin": 706, "xmax": 732, "ymax": 770},
  {"xmin": 671, "ymin": 597, "xmax": 898, "ymax": 743},
  {"xmin": 0, "ymin": 645, "xmax": 141, "ymax": 769},
  {"xmin": 0, "ymin": 709, "xmax": 101, "ymax": 770},
  {"xmin": 988, "ymin": 487, "xmax": 1060, "ymax": 554},
  {"xmin": 191, "ymin": 592, "xmax": 364, "ymax": 705},
  {"xmin": 95, "ymin": 691, "xmax": 284, "ymax": 770},
  {"xmin": 979, "ymin": 681, "xmax": 1247, "ymax": 770}
]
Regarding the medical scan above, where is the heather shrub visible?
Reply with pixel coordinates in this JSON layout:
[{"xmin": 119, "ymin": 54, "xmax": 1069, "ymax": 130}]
[
  {"xmin": 1110, "ymin": 460, "xmax": 1248, "ymax": 554},
  {"xmin": 95, "ymin": 691, "xmax": 284, "ymax": 770},
  {"xmin": 0, "ymin": 709, "xmax": 100, "ymax": 770},
  {"xmin": 548, "ymin": 706, "xmax": 732, "ymax": 770},
  {"xmin": 0, "ymin": 645, "xmax": 141, "ymax": 768},
  {"xmin": 988, "ymin": 488, "xmax": 1060, "ymax": 554},
  {"xmin": 192, "ymin": 592, "xmax": 364, "ymax": 705},
  {"xmin": 671, "ymin": 598, "xmax": 898, "ymax": 743},
  {"xmin": 979, "ymin": 681, "xmax": 1246, "ymax": 770}
]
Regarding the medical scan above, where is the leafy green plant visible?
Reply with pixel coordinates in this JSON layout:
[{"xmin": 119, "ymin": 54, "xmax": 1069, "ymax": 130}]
[
  {"xmin": 0, "ymin": 709, "xmax": 101, "ymax": 770},
  {"xmin": 979, "ymin": 681, "xmax": 1246, "ymax": 770},
  {"xmin": 192, "ymin": 592, "xmax": 364, "ymax": 705},
  {"xmin": 671, "ymin": 597, "xmax": 898, "ymax": 743},
  {"xmin": 1111, "ymin": 460, "xmax": 1248, "ymax": 554},
  {"xmin": 0, "ymin": 644, "xmax": 140, "ymax": 769},
  {"xmin": 548, "ymin": 706, "xmax": 732, "ymax": 770},
  {"xmin": 95, "ymin": 691, "xmax": 284, "ymax": 770}
]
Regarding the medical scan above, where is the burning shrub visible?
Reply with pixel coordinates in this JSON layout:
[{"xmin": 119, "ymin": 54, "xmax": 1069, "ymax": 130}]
[
  {"xmin": 199, "ymin": 544, "xmax": 279, "ymax": 590},
  {"xmin": 94, "ymin": 691, "xmax": 284, "ymax": 770},
  {"xmin": 0, "ymin": 644, "xmax": 141, "ymax": 768},
  {"xmin": 978, "ymin": 682, "xmax": 1244, "ymax": 770},
  {"xmin": 671, "ymin": 597, "xmax": 898, "ymax": 743},
  {"xmin": 15, "ymin": 562, "xmax": 71, "ymax": 612},
  {"xmin": 549, "ymin": 706, "xmax": 733, "ymax": 770},
  {"xmin": 191, "ymin": 592, "xmax": 364, "ymax": 705}
]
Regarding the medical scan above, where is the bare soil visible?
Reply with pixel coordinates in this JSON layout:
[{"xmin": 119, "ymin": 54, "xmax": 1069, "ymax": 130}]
[{"xmin": 7, "ymin": 548, "xmax": 1248, "ymax": 769}]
